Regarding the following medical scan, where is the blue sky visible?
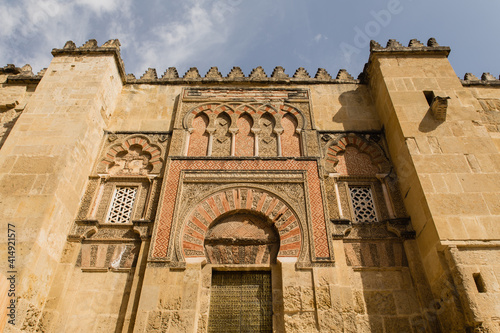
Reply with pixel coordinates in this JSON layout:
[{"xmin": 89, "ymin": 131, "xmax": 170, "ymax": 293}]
[{"xmin": 1, "ymin": 0, "xmax": 499, "ymax": 79}]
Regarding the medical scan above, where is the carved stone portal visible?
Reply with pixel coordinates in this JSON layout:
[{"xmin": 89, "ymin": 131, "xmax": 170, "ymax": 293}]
[{"xmin": 204, "ymin": 212, "xmax": 279, "ymax": 265}]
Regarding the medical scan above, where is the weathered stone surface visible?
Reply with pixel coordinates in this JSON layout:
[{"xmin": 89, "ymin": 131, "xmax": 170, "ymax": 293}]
[{"xmin": 1, "ymin": 37, "xmax": 499, "ymax": 333}]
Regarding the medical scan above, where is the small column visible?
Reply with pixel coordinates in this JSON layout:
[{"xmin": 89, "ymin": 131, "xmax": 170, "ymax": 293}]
[
  {"xmin": 331, "ymin": 173, "xmax": 344, "ymax": 218},
  {"xmin": 252, "ymin": 128, "xmax": 260, "ymax": 157},
  {"xmin": 376, "ymin": 173, "xmax": 395, "ymax": 219},
  {"xmin": 206, "ymin": 129, "xmax": 215, "ymax": 156},
  {"xmin": 183, "ymin": 128, "xmax": 193, "ymax": 156},
  {"xmin": 275, "ymin": 128, "xmax": 283, "ymax": 157},
  {"xmin": 90, "ymin": 176, "xmax": 106, "ymax": 219},
  {"xmin": 141, "ymin": 177, "xmax": 156, "ymax": 220},
  {"xmin": 229, "ymin": 129, "xmax": 238, "ymax": 156}
]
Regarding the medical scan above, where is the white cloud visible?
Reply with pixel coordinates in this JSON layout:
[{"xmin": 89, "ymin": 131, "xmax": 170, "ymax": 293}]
[
  {"xmin": 0, "ymin": 0, "xmax": 132, "ymax": 71},
  {"xmin": 129, "ymin": 0, "xmax": 242, "ymax": 74},
  {"xmin": 313, "ymin": 33, "xmax": 327, "ymax": 43},
  {"xmin": 75, "ymin": 0, "xmax": 121, "ymax": 14}
]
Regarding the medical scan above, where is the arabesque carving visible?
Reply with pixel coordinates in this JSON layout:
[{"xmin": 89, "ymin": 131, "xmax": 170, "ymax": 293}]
[{"xmin": 97, "ymin": 134, "xmax": 166, "ymax": 175}]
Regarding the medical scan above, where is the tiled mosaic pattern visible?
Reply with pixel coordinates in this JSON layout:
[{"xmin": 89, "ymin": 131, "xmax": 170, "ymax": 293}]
[{"xmin": 335, "ymin": 146, "xmax": 379, "ymax": 176}]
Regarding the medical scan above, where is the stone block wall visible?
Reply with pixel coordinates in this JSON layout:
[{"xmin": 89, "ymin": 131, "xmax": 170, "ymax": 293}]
[
  {"xmin": 0, "ymin": 44, "xmax": 123, "ymax": 331},
  {"xmin": 368, "ymin": 40, "xmax": 500, "ymax": 331},
  {"xmin": 1, "ymin": 38, "xmax": 499, "ymax": 332}
]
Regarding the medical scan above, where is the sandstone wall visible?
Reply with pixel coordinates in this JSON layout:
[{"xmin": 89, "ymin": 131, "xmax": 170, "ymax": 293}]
[
  {"xmin": 368, "ymin": 41, "xmax": 500, "ymax": 331},
  {"xmin": 0, "ymin": 48, "xmax": 123, "ymax": 331}
]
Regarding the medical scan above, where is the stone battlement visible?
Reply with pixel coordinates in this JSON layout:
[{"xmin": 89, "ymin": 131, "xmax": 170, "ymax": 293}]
[{"xmin": 4, "ymin": 38, "xmax": 500, "ymax": 87}]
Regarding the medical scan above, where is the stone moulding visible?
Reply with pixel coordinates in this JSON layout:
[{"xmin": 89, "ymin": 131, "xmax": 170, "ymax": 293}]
[{"xmin": 331, "ymin": 217, "xmax": 414, "ymax": 240}]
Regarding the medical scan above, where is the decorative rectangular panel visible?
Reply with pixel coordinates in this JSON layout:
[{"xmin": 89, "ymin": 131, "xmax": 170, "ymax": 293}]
[
  {"xmin": 107, "ymin": 186, "xmax": 137, "ymax": 223},
  {"xmin": 349, "ymin": 186, "xmax": 377, "ymax": 223},
  {"xmin": 208, "ymin": 271, "xmax": 272, "ymax": 333}
]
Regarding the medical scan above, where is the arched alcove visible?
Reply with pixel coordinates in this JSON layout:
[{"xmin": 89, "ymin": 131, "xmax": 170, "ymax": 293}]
[
  {"xmin": 281, "ymin": 113, "xmax": 301, "ymax": 157},
  {"xmin": 188, "ymin": 112, "xmax": 209, "ymax": 156},
  {"xmin": 235, "ymin": 113, "xmax": 254, "ymax": 156},
  {"xmin": 204, "ymin": 211, "xmax": 279, "ymax": 264}
]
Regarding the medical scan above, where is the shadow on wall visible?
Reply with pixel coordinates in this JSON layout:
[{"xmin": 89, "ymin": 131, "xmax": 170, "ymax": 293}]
[
  {"xmin": 418, "ymin": 108, "xmax": 444, "ymax": 133},
  {"xmin": 333, "ymin": 87, "xmax": 379, "ymax": 131}
]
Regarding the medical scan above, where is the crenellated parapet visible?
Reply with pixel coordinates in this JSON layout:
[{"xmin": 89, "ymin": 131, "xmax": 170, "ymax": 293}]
[
  {"xmin": 461, "ymin": 72, "xmax": 500, "ymax": 86},
  {"xmin": 369, "ymin": 38, "xmax": 450, "ymax": 56},
  {"xmin": 51, "ymin": 39, "xmax": 127, "ymax": 82},
  {"xmin": 126, "ymin": 66, "xmax": 361, "ymax": 84},
  {"xmin": 3, "ymin": 64, "xmax": 46, "ymax": 84}
]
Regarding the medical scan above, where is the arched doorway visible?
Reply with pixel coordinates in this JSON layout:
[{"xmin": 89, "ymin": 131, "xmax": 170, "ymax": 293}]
[{"xmin": 205, "ymin": 211, "xmax": 278, "ymax": 332}]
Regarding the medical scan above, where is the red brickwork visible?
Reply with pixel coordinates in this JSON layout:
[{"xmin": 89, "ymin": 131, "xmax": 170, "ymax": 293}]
[
  {"xmin": 325, "ymin": 134, "xmax": 390, "ymax": 174},
  {"xmin": 235, "ymin": 114, "xmax": 254, "ymax": 156},
  {"xmin": 185, "ymin": 103, "xmax": 304, "ymax": 157},
  {"xmin": 188, "ymin": 113, "xmax": 209, "ymax": 156},
  {"xmin": 335, "ymin": 146, "xmax": 379, "ymax": 176},
  {"xmin": 281, "ymin": 113, "xmax": 301, "ymax": 157},
  {"xmin": 182, "ymin": 188, "xmax": 301, "ymax": 258},
  {"xmin": 151, "ymin": 160, "xmax": 329, "ymax": 259}
]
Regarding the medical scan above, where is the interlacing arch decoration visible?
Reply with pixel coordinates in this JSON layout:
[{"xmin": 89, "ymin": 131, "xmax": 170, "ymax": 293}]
[
  {"xmin": 97, "ymin": 135, "xmax": 164, "ymax": 175},
  {"xmin": 183, "ymin": 102, "xmax": 304, "ymax": 157},
  {"xmin": 324, "ymin": 133, "xmax": 391, "ymax": 175},
  {"xmin": 179, "ymin": 187, "xmax": 303, "ymax": 261}
]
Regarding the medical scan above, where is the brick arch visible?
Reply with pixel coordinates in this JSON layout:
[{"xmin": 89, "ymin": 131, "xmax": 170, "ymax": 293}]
[
  {"xmin": 98, "ymin": 135, "xmax": 163, "ymax": 174},
  {"xmin": 184, "ymin": 103, "xmax": 306, "ymax": 131},
  {"xmin": 325, "ymin": 134, "xmax": 390, "ymax": 174},
  {"xmin": 256, "ymin": 104, "xmax": 279, "ymax": 116},
  {"xmin": 183, "ymin": 103, "xmax": 223, "ymax": 129},
  {"xmin": 180, "ymin": 187, "xmax": 302, "ymax": 260},
  {"xmin": 234, "ymin": 104, "xmax": 258, "ymax": 116},
  {"xmin": 279, "ymin": 104, "xmax": 305, "ymax": 131},
  {"xmin": 212, "ymin": 104, "xmax": 235, "ymax": 116}
]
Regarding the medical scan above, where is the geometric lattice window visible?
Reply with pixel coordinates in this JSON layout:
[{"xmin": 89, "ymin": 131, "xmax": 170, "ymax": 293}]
[
  {"xmin": 106, "ymin": 187, "xmax": 137, "ymax": 223},
  {"xmin": 349, "ymin": 186, "xmax": 377, "ymax": 223}
]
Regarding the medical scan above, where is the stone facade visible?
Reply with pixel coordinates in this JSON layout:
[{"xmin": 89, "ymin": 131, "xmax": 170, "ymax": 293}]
[{"xmin": 0, "ymin": 38, "xmax": 499, "ymax": 332}]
